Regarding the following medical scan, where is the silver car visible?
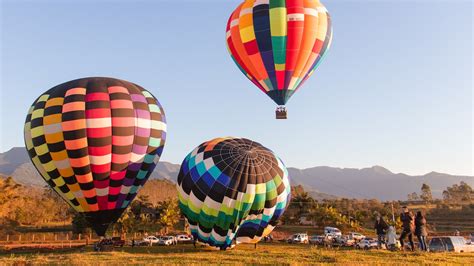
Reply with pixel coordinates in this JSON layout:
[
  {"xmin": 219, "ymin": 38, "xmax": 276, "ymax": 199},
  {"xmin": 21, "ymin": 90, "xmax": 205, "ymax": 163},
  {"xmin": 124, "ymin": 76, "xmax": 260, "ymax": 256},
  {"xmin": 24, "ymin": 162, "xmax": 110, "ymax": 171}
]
[
  {"xmin": 159, "ymin": 236, "xmax": 177, "ymax": 246},
  {"xmin": 429, "ymin": 236, "xmax": 474, "ymax": 253},
  {"xmin": 287, "ymin": 233, "xmax": 309, "ymax": 244}
]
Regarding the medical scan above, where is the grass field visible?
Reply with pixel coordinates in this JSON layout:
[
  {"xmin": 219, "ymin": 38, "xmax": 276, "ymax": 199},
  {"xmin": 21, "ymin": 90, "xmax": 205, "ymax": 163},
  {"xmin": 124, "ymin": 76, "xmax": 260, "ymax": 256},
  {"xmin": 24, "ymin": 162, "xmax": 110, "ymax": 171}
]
[{"xmin": 1, "ymin": 243, "xmax": 473, "ymax": 265}]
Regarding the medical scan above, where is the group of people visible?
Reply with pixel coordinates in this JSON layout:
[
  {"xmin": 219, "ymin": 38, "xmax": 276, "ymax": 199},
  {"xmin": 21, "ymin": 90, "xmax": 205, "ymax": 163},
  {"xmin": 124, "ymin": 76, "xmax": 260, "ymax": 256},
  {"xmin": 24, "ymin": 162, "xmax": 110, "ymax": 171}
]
[{"xmin": 374, "ymin": 206, "xmax": 428, "ymax": 251}]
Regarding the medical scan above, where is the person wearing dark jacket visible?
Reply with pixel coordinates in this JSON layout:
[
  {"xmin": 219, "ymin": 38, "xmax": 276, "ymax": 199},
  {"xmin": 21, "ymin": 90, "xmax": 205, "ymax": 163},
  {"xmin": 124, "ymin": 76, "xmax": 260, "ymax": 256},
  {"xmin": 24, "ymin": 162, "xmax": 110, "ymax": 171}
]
[
  {"xmin": 374, "ymin": 215, "xmax": 389, "ymax": 248},
  {"xmin": 399, "ymin": 206, "xmax": 415, "ymax": 251},
  {"xmin": 415, "ymin": 211, "xmax": 428, "ymax": 251}
]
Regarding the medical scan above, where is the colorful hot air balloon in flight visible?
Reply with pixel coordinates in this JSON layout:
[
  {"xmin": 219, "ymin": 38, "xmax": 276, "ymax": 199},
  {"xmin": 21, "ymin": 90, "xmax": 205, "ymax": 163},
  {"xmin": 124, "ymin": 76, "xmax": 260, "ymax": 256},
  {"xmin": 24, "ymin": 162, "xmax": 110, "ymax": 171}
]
[
  {"xmin": 177, "ymin": 137, "xmax": 291, "ymax": 250},
  {"xmin": 226, "ymin": 0, "xmax": 332, "ymax": 119},
  {"xmin": 24, "ymin": 77, "xmax": 166, "ymax": 236}
]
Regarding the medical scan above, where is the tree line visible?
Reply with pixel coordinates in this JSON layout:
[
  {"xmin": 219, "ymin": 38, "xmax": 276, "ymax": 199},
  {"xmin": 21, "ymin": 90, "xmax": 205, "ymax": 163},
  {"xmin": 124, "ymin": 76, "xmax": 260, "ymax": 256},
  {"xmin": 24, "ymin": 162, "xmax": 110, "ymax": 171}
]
[
  {"xmin": 1, "ymin": 176, "xmax": 472, "ymax": 236},
  {"xmin": 407, "ymin": 182, "xmax": 473, "ymax": 204}
]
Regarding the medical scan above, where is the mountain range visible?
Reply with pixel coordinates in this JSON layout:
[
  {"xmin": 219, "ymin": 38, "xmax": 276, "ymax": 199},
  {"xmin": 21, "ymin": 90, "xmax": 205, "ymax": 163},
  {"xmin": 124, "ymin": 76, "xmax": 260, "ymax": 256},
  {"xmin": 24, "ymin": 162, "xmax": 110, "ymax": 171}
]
[{"xmin": 1, "ymin": 147, "xmax": 472, "ymax": 201}]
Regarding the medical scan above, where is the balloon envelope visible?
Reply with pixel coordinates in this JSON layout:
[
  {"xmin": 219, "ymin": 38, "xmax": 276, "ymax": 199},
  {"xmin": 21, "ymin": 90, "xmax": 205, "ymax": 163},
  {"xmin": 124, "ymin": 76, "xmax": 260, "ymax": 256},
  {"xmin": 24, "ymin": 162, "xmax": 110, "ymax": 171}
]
[
  {"xmin": 24, "ymin": 77, "xmax": 167, "ymax": 236},
  {"xmin": 226, "ymin": 0, "xmax": 332, "ymax": 105},
  {"xmin": 177, "ymin": 137, "xmax": 291, "ymax": 249}
]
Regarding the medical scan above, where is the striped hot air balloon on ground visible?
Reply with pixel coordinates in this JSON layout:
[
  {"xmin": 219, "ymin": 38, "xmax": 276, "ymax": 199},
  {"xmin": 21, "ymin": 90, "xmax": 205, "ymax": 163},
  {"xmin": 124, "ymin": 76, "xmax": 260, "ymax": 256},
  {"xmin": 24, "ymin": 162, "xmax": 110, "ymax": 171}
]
[
  {"xmin": 177, "ymin": 137, "xmax": 291, "ymax": 250},
  {"xmin": 226, "ymin": 0, "xmax": 332, "ymax": 119},
  {"xmin": 24, "ymin": 77, "xmax": 166, "ymax": 236}
]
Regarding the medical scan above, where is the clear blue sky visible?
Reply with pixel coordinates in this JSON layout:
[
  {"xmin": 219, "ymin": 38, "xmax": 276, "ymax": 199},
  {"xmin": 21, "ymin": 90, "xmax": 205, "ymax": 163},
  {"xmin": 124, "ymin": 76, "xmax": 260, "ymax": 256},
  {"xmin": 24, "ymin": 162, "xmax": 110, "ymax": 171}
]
[{"xmin": 1, "ymin": 0, "xmax": 472, "ymax": 176}]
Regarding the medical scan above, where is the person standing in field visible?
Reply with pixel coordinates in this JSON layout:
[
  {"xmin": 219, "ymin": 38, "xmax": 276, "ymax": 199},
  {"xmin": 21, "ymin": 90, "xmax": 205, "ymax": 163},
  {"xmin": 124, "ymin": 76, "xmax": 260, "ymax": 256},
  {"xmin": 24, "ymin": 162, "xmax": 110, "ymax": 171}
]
[
  {"xmin": 399, "ymin": 206, "xmax": 415, "ymax": 251},
  {"xmin": 374, "ymin": 215, "xmax": 389, "ymax": 248},
  {"xmin": 415, "ymin": 211, "xmax": 428, "ymax": 251}
]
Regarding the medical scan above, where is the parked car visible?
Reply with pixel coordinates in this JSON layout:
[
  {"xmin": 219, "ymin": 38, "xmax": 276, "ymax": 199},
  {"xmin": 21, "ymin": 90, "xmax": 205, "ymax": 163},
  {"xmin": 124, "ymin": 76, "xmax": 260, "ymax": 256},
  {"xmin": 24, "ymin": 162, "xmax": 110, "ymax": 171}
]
[
  {"xmin": 110, "ymin": 237, "xmax": 125, "ymax": 247},
  {"xmin": 176, "ymin": 234, "xmax": 193, "ymax": 243},
  {"xmin": 348, "ymin": 232, "xmax": 366, "ymax": 241},
  {"xmin": 356, "ymin": 238, "xmax": 379, "ymax": 250},
  {"xmin": 309, "ymin": 235, "xmax": 326, "ymax": 245},
  {"xmin": 340, "ymin": 236, "xmax": 356, "ymax": 247},
  {"xmin": 142, "ymin": 236, "xmax": 160, "ymax": 245},
  {"xmin": 331, "ymin": 236, "xmax": 346, "ymax": 247},
  {"xmin": 429, "ymin": 236, "xmax": 474, "ymax": 253},
  {"xmin": 287, "ymin": 233, "xmax": 309, "ymax": 244},
  {"xmin": 93, "ymin": 237, "xmax": 125, "ymax": 251},
  {"xmin": 159, "ymin": 236, "xmax": 177, "ymax": 246},
  {"xmin": 324, "ymin": 227, "xmax": 342, "ymax": 239}
]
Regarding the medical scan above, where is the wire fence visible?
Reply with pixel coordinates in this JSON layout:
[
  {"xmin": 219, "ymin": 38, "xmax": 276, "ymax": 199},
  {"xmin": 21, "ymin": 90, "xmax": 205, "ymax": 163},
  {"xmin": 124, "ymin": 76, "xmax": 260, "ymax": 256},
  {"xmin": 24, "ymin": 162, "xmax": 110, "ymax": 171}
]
[{"xmin": 0, "ymin": 231, "xmax": 150, "ymax": 244}]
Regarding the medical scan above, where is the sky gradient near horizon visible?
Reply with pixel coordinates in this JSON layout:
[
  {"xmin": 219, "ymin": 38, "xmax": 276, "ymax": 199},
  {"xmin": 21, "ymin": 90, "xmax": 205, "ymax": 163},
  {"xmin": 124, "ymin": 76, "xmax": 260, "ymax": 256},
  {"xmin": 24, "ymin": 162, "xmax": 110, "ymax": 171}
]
[{"xmin": 1, "ymin": 0, "xmax": 472, "ymax": 176}]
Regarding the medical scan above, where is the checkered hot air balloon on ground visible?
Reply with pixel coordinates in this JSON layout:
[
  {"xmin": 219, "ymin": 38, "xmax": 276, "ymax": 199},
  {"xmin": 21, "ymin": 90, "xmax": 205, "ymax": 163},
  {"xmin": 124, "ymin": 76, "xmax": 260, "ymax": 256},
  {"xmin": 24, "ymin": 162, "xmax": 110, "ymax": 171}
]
[
  {"xmin": 226, "ymin": 0, "xmax": 332, "ymax": 119},
  {"xmin": 177, "ymin": 137, "xmax": 291, "ymax": 250},
  {"xmin": 24, "ymin": 77, "xmax": 166, "ymax": 236}
]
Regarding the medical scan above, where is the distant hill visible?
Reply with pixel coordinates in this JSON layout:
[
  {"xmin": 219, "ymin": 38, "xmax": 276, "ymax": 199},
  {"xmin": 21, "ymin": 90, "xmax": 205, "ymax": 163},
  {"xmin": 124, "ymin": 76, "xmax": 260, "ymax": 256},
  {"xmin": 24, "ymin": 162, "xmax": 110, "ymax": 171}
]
[
  {"xmin": 0, "ymin": 147, "xmax": 29, "ymax": 175},
  {"xmin": 288, "ymin": 166, "xmax": 473, "ymax": 200},
  {"xmin": 149, "ymin": 162, "xmax": 180, "ymax": 181},
  {"xmin": 1, "ymin": 147, "xmax": 472, "ymax": 201}
]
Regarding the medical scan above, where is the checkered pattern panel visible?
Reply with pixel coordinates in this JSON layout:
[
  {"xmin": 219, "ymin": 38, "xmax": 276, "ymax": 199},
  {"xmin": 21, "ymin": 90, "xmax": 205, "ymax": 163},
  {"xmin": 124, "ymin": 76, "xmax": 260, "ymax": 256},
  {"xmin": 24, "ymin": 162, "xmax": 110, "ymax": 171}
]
[
  {"xmin": 226, "ymin": 0, "xmax": 332, "ymax": 105},
  {"xmin": 24, "ymin": 77, "xmax": 167, "ymax": 217},
  {"xmin": 177, "ymin": 137, "xmax": 291, "ymax": 249}
]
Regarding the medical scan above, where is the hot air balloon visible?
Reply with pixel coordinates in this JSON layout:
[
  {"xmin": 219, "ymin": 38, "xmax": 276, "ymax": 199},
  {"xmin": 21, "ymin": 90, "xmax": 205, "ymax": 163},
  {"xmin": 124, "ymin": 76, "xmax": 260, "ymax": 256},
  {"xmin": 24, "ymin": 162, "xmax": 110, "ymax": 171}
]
[
  {"xmin": 226, "ymin": 0, "xmax": 333, "ymax": 119},
  {"xmin": 24, "ymin": 77, "xmax": 166, "ymax": 236},
  {"xmin": 177, "ymin": 137, "xmax": 291, "ymax": 250}
]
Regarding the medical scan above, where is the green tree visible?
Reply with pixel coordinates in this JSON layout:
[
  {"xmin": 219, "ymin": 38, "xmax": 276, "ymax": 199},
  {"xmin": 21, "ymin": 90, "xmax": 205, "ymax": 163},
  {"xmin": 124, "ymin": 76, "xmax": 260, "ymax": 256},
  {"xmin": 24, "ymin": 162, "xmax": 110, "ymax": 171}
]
[
  {"xmin": 291, "ymin": 191, "xmax": 316, "ymax": 216},
  {"xmin": 156, "ymin": 200, "xmax": 180, "ymax": 234},
  {"xmin": 116, "ymin": 208, "xmax": 139, "ymax": 234},
  {"xmin": 72, "ymin": 213, "xmax": 90, "ymax": 234},
  {"xmin": 130, "ymin": 195, "xmax": 153, "ymax": 219},
  {"xmin": 0, "ymin": 177, "xmax": 21, "ymax": 217},
  {"xmin": 443, "ymin": 182, "xmax": 473, "ymax": 203},
  {"xmin": 420, "ymin": 183, "xmax": 433, "ymax": 203},
  {"xmin": 407, "ymin": 192, "xmax": 419, "ymax": 201}
]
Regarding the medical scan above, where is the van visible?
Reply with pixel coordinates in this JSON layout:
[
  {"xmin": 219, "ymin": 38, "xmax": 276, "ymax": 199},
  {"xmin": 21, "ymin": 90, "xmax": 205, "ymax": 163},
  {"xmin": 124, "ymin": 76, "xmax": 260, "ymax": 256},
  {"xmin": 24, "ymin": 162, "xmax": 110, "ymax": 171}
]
[
  {"xmin": 324, "ymin": 227, "xmax": 342, "ymax": 238},
  {"xmin": 429, "ymin": 236, "xmax": 474, "ymax": 253}
]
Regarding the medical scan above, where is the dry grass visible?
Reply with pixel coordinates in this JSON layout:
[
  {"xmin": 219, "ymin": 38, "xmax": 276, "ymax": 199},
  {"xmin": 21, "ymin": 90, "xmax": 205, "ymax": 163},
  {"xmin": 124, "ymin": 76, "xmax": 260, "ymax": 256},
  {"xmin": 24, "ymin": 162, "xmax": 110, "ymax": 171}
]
[{"xmin": 1, "ymin": 243, "xmax": 473, "ymax": 265}]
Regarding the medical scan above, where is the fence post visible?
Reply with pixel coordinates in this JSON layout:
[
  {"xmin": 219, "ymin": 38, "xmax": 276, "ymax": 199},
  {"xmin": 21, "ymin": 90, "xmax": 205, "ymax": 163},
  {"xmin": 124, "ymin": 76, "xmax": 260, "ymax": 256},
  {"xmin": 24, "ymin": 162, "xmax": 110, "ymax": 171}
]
[
  {"xmin": 32, "ymin": 234, "xmax": 35, "ymax": 242},
  {"xmin": 6, "ymin": 235, "xmax": 9, "ymax": 242},
  {"xmin": 66, "ymin": 233, "xmax": 69, "ymax": 241},
  {"xmin": 79, "ymin": 234, "xmax": 82, "ymax": 241}
]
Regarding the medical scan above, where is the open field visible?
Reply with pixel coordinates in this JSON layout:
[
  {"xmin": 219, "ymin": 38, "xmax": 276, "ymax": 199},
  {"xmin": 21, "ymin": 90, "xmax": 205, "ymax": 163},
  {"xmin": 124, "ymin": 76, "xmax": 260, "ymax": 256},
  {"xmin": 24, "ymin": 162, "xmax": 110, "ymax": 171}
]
[{"xmin": 1, "ymin": 243, "xmax": 473, "ymax": 265}]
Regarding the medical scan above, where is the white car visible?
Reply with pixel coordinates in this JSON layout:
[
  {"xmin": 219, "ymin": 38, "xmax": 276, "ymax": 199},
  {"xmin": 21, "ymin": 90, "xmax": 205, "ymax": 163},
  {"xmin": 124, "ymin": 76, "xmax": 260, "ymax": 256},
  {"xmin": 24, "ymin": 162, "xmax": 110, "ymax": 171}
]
[
  {"xmin": 176, "ymin": 234, "xmax": 193, "ymax": 243},
  {"xmin": 348, "ymin": 232, "xmax": 366, "ymax": 241},
  {"xmin": 159, "ymin": 236, "xmax": 177, "ymax": 246},
  {"xmin": 356, "ymin": 238, "xmax": 379, "ymax": 250},
  {"xmin": 142, "ymin": 236, "xmax": 160, "ymax": 245},
  {"xmin": 288, "ymin": 233, "xmax": 309, "ymax": 244},
  {"xmin": 429, "ymin": 236, "xmax": 474, "ymax": 253},
  {"xmin": 324, "ymin": 227, "xmax": 342, "ymax": 239}
]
